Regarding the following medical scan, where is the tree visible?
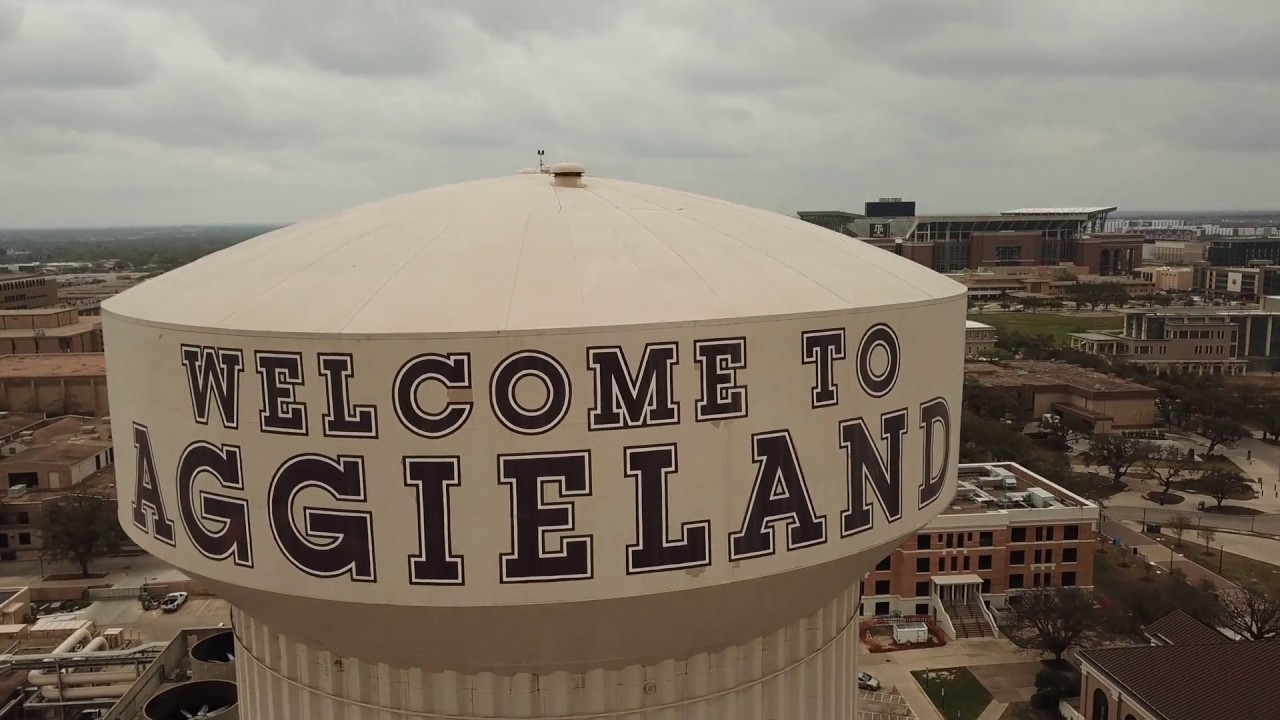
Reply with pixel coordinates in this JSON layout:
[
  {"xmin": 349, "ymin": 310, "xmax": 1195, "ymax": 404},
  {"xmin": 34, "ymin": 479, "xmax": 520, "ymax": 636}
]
[
  {"xmin": 1198, "ymin": 467, "xmax": 1249, "ymax": 508},
  {"xmin": 41, "ymin": 492, "xmax": 123, "ymax": 577},
  {"xmin": 1196, "ymin": 526, "xmax": 1217, "ymax": 556},
  {"xmin": 1252, "ymin": 396, "xmax": 1280, "ymax": 442},
  {"xmin": 1006, "ymin": 587, "xmax": 1099, "ymax": 659},
  {"xmin": 1082, "ymin": 435, "xmax": 1156, "ymax": 489},
  {"xmin": 1140, "ymin": 445, "xmax": 1198, "ymax": 497},
  {"xmin": 1167, "ymin": 513, "xmax": 1194, "ymax": 547},
  {"xmin": 1041, "ymin": 412, "xmax": 1090, "ymax": 448},
  {"xmin": 1219, "ymin": 583, "xmax": 1280, "ymax": 640},
  {"xmin": 1198, "ymin": 413, "xmax": 1247, "ymax": 457},
  {"xmin": 1066, "ymin": 283, "xmax": 1106, "ymax": 311}
]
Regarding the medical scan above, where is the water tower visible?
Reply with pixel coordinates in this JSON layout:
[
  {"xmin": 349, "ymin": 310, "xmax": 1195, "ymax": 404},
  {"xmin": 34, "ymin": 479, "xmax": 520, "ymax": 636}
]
[{"xmin": 104, "ymin": 163, "xmax": 966, "ymax": 718}]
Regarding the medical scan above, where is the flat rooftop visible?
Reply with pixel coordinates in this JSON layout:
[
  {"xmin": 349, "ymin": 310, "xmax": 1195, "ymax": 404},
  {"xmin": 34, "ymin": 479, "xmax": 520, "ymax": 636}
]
[
  {"xmin": 942, "ymin": 462, "xmax": 1096, "ymax": 516},
  {"xmin": 0, "ymin": 319, "xmax": 100, "ymax": 339},
  {"xmin": 965, "ymin": 360, "xmax": 1156, "ymax": 395},
  {"xmin": 0, "ymin": 412, "xmax": 45, "ymax": 437},
  {"xmin": 0, "ymin": 353, "xmax": 105, "ymax": 378},
  {"xmin": 965, "ymin": 320, "xmax": 994, "ymax": 330}
]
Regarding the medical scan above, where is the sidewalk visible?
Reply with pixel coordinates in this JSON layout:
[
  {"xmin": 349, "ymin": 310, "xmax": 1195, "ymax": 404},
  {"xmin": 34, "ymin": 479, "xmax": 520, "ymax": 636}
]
[{"xmin": 1102, "ymin": 520, "xmax": 1238, "ymax": 592}]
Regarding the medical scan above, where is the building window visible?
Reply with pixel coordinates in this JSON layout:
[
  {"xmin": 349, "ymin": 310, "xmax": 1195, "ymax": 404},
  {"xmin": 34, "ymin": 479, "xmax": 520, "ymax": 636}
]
[
  {"xmin": 17, "ymin": 532, "xmax": 30, "ymax": 546},
  {"xmin": 979, "ymin": 531, "xmax": 994, "ymax": 547},
  {"xmin": 949, "ymin": 556, "xmax": 958, "ymax": 572},
  {"xmin": 1010, "ymin": 550, "xmax": 1026, "ymax": 565},
  {"xmin": 1064, "ymin": 525, "xmax": 1080, "ymax": 540},
  {"xmin": 1092, "ymin": 688, "xmax": 1109, "ymax": 720},
  {"xmin": 1032, "ymin": 573, "xmax": 1042, "ymax": 587},
  {"xmin": 937, "ymin": 557, "xmax": 945, "ymax": 572},
  {"xmin": 1034, "ymin": 549, "xmax": 1043, "ymax": 564},
  {"xmin": 1064, "ymin": 548, "xmax": 1078, "ymax": 563},
  {"xmin": 874, "ymin": 580, "xmax": 890, "ymax": 595},
  {"xmin": 1009, "ymin": 574, "xmax": 1024, "ymax": 589},
  {"xmin": 1011, "ymin": 527, "xmax": 1027, "ymax": 543},
  {"xmin": 962, "ymin": 555, "xmax": 971, "ymax": 571},
  {"xmin": 16, "ymin": 512, "xmax": 28, "ymax": 525},
  {"xmin": 876, "ymin": 555, "xmax": 891, "ymax": 572},
  {"xmin": 1063, "ymin": 572, "xmax": 1077, "ymax": 587},
  {"xmin": 874, "ymin": 601, "xmax": 890, "ymax": 616},
  {"xmin": 916, "ymin": 581, "xmax": 930, "ymax": 597},
  {"xmin": 917, "ymin": 534, "xmax": 932, "ymax": 550},
  {"xmin": 945, "ymin": 533, "xmax": 954, "ymax": 549},
  {"xmin": 916, "ymin": 557, "xmax": 930, "ymax": 573},
  {"xmin": 981, "ymin": 578, "xmax": 992, "ymax": 593},
  {"xmin": 1045, "ymin": 526, "xmax": 1056, "ymax": 541},
  {"xmin": 915, "ymin": 603, "xmax": 930, "ymax": 616},
  {"xmin": 1034, "ymin": 527, "xmax": 1044, "ymax": 542},
  {"xmin": 1045, "ymin": 549, "xmax": 1054, "ymax": 563},
  {"xmin": 978, "ymin": 554, "xmax": 993, "ymax": 570}
]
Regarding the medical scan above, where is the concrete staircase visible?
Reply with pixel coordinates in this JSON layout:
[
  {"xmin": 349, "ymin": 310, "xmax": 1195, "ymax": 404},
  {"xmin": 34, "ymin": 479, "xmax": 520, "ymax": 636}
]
[{"xmin": 942, "ymin": 599, "xmax": 995, "ymax": 639}]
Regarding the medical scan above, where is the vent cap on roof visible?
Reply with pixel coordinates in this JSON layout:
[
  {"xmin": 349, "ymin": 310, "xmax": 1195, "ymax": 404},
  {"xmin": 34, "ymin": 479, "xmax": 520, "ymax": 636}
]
[{"xmin": 549, "ymin": 161, "xmax": 586, "ymax": 187}]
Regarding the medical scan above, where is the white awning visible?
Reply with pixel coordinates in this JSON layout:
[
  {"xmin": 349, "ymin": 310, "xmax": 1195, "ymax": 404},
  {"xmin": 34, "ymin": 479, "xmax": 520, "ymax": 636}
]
[{"xmin": 932, "ymin": 574, "xmax": 983, "ymax": 586}]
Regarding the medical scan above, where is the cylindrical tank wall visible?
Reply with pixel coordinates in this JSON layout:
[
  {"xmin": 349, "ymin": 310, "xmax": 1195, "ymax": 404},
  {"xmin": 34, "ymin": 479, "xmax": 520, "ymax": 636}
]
[
  {"xmin": 232, "ymin": 580, "xmax": 861, "ymax": 720},
  {"xmin": 191, "ymin": 630, "xmax": 238, "ymax": 682}
]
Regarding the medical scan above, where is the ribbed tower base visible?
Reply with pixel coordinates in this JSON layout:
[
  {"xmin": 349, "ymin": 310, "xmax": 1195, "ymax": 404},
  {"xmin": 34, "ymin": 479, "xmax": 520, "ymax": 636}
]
[{"xmin": 230, "ymin": 582, "xmax": 862, "ymax": 719}]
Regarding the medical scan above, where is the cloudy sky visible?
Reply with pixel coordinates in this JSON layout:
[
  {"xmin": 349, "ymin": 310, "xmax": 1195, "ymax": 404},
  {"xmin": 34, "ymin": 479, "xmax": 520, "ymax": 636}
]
[{"xmin": 1, "ymin": 0, "xmax": 1276, "ymax": 227}]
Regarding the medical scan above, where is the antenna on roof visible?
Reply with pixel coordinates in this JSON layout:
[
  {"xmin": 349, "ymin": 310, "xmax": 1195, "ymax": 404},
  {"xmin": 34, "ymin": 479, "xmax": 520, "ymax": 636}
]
[{"xmin": 537, "ymin": 150, "xmax": 547, "ymax": 174}]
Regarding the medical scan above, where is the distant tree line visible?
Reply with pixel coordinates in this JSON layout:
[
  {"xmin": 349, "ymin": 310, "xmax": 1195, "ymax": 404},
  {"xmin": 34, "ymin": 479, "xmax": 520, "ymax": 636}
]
[{"xmin": 0, "ymin": 226, "xmax": 278, "ymax": 273}]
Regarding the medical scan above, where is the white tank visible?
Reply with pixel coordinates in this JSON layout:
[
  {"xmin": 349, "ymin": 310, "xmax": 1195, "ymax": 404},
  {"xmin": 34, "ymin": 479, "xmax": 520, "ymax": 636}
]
[{"xmin": 104, "ymin": 166, "xmax": 966, "ymax": 718}]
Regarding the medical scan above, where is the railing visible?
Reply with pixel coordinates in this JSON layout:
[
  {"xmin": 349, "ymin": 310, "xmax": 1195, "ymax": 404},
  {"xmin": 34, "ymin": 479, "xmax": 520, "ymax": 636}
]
[
  {"xmin": 975, "ymin": 599, "xmax": 1001, "ymax": 637},
  {"xmin": 1059, "ymin": 698, "xmax": 1085, "ymax": 720},
  {"xmin": 929, "ymin": 595, "xmax": 956, "ymax": 640}
]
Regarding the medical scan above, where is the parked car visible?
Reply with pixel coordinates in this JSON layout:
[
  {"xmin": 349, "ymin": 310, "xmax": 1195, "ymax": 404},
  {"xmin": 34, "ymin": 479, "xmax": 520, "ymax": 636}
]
[
  {"xmin": 159, "ymin": 592, "xmax": 189, "ymax": 613},
  {"xmin": 857, "ymin": 672, "xmax": 881, "ymax": 691}
]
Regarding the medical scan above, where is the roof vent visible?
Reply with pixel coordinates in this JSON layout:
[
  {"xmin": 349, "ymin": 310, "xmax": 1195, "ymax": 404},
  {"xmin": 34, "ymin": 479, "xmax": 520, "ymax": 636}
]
[{"xmin": 550, "ymin": 161, "xmax": 586, "ymax": 188}]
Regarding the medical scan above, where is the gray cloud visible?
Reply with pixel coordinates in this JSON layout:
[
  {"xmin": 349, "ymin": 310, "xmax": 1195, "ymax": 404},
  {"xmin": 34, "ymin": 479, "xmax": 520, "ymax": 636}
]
[{"xmin": 0, "ymin": 0, "xmax": 1277, "ymax": 227}]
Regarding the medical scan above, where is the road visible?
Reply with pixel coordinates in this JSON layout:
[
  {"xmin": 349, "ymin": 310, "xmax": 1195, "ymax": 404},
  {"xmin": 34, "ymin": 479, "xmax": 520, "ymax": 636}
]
[{"xmin": 1105, "ymin": 506, "xmax": 1280, "ymax": 535}]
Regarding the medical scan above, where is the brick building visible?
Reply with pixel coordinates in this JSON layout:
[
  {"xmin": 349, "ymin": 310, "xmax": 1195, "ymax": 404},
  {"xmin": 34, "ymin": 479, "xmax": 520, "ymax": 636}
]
[
  {"xmin": 965, "ymin": 360, "xmax": 1158, "ymax": 432},
  {"xmin": 0, "ymin": 275, "xmax": 58, "ymax": 310},
  {"xmin": 859, "ymin": 463, "xmax": 1100, "ymax": 640}
]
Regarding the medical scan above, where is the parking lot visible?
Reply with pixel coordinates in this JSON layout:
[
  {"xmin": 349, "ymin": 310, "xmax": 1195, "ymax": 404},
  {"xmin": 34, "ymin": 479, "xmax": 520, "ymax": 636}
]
[
  {"xmin": 80, "ymin": 596, "xmax": 231, "ymax": 642},
  {"xmin": 858, "ymin": 688, "xmax": 915, "ymax": 719}
]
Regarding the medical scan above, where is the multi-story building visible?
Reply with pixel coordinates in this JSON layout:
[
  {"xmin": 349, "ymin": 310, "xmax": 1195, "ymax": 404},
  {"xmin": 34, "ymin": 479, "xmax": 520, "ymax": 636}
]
[
  {"xmin": 859, "ymin": 463, "xmax": 1099, "ymax": 640},
  {"xmin": 1198, "ymin": 264, "xmax": 1280, "ymax": 300},
  {"xmin": 1070, "ymin": 300, "xmax": 1280, "ymax": 374},
  {"xmin": 965, "ymin": 360, "xmax": 1158, "ymax": 432},
  {"xmin": 0, "ymin": 353, "xmax": 110, "ymax": 416},
  {"xmin": 1205, "ymin": 237, "xmax": 1280, "ymax": 266},
  {"xmin": 0, "ymin": 274, "xmax": 58, "ymax": 310},
  {"xmin": 965, "ymin": 320, "xmax": 997, "ymax": 358},
  {"xmin": 1136, "ymin": 266, "xmax": 1195, "ymax": 291},
  {"xmin": 1142, "ymin": 239, "xmax": 1206, "ymax": 266},
  {"xmin": 0, "ymin": 416, "xmax": 114, "ymax": 558},
  {"xmin": 0, "ymin": 308, "xmax": 103, "ymax": 355}
]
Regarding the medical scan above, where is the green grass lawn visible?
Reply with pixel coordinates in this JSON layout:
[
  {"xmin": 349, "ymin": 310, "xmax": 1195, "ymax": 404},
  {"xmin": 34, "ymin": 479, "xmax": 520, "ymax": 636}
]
[
  {"xmin": 911, "ymin": 668, "xmax": 992, "ymax": 720},
  {"xmin": 968, "ymin": 312, "xmax": 1122, "ymax": 344}
]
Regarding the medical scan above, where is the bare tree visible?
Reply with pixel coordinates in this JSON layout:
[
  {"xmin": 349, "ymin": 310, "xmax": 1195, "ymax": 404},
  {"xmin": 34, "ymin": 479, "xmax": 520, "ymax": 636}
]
[
  {"xmin": 1219, "ymin": 583, "xmax": 1280, "ymax": 640},
  {"xmin": 1006, "ymin": 587, "xmax": 1099, "ymax": 659},
  {"xmin": 1198, "ymin": 467, "xmax": 1250, "ymax": 508},
  {"xmin": 1082, "ymin": 435, "xmax": 1156, "ymax": 489},
  {"xmin": 1167, "ymin": 513, "xmax": 1194, "ymax": 547},
  {"xmin": 1140, "ymin": 445, "xmax": 1198, "ymax": 497},
  {"xmin": 1197, "ymin": 527, "xmax": 1217, "ymax": 557}
]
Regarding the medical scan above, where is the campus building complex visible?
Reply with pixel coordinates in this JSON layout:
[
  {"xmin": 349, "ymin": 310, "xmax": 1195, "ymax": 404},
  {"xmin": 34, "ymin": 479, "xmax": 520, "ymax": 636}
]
[
  {"xmin": 801, "ymin": 203, "xmax": 1140, "ymax": 275},
  {"xmin": 1070, "ymin": 299, "xmax": 1280, "ymax": 374}
]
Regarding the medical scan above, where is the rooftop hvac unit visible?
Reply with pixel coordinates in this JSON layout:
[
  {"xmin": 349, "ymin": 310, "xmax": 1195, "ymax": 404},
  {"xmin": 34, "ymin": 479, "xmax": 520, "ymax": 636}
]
[
  {"xmin": 143, "ymin": 680, "xmax": 238, "ymax": 720},
  {"xmin": 189, "ymin": 631, "xmax": 236, "ymax": 682},
  {"xmin": 80, "ymin": 425, "xmax": 95, "ymax": 433},
  {"xmin": 1027, "ymin": 488, "xmax": 1056, "ymax": 508}
]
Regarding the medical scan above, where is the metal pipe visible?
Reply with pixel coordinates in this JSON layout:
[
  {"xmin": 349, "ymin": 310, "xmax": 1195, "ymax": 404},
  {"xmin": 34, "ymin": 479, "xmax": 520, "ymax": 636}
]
[
  {"xmin": 39, "ymin": 683, "xmax": 133, "ymax": 700},
  {"xmin": 26, "ymin": 628, "xmax": 92, "ymax": 684}
]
